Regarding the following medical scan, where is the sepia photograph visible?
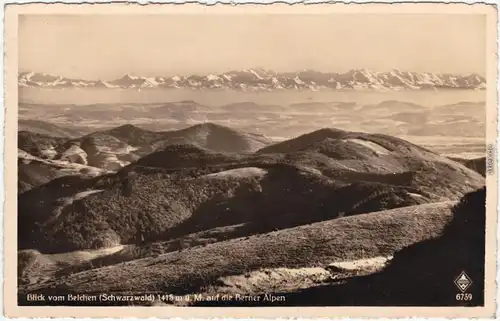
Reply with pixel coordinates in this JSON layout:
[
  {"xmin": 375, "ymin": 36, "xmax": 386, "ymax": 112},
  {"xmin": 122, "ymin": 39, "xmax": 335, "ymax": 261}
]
[{"xmin": 4, "ymin": 3, "xmax": 498, "ymax": 318}]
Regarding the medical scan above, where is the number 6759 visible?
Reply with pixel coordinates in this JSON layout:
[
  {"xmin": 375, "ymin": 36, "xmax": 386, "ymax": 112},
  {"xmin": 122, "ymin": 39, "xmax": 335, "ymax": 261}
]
[{"xmin": 456, "ymin": 293, "xmax": 473, "ymax": 301}]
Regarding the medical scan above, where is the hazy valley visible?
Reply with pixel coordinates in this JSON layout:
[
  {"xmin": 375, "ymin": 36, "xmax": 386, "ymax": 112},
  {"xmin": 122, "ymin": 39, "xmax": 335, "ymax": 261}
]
[{"xmin": 20, "ymin": 86, "xmax": 486, "ymax": 158}]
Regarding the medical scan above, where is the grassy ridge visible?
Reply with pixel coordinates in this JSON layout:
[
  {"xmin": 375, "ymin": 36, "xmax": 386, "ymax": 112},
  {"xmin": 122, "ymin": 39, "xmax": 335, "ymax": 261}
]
[{"xmin": 19, "ymin": 201, "xmax": 455, "ymax": 296}]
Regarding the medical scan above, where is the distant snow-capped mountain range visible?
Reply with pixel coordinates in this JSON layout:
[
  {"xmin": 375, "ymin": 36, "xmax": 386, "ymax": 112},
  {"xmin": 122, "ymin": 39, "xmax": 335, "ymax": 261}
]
[{"xmin": 18, "ymin": 69, "xmax": 486, "ymax": 91}]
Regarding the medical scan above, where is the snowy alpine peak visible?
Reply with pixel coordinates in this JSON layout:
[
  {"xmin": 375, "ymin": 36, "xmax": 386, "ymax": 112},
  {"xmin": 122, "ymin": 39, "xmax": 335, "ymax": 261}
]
[{"xmin": 18, "ymin": 69, "xmax": 486, "ymax": 91}]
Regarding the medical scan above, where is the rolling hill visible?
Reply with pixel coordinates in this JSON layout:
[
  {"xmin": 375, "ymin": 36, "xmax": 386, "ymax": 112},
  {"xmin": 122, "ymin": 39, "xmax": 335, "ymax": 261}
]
[
  {"xmin": 18, "ymin": 123, "xmax": 275, "ymax": 176},
  {"xmin": 151, "ymin": 123, "xmax": 273, "ymax": 153},
  {"xmin": 256, "ymin": 128, "xmax": 483, "ymax": 198}
]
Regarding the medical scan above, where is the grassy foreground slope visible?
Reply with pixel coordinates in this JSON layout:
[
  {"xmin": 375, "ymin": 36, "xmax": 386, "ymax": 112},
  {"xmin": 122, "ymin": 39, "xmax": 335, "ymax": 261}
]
[
  {"xmin": 19, "ymin": 201, "xmax": 455, "ymax": 299},
  {"xmin": 228, "ymin": 187, "xmax": 486, "ymax": 307}
]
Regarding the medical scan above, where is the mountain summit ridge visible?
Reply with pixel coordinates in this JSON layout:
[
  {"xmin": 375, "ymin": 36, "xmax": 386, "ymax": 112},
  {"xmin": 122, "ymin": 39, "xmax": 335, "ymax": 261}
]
[{"xmin": 18, "ymin": 69, "xmax": 486, "ymax": 91}]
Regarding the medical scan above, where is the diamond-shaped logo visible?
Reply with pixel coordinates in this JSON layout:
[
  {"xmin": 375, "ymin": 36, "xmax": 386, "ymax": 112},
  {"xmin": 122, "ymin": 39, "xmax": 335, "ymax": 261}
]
[{"xmin": 454, "ymin": 271, "xmax": 472, "ymax": 293}]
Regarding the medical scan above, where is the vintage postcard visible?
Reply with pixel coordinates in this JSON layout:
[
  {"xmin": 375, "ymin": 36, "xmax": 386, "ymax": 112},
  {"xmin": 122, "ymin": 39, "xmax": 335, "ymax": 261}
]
[{"xmin": 3, "ymin": 3, "xmax": 498, "ymax": 318}]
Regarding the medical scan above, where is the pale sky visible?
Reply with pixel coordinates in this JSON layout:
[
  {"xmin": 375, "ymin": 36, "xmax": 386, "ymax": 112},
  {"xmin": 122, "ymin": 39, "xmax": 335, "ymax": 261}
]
[{"xmin": 19, "ymin": 14, "xmax": 486, "ymax": 79}]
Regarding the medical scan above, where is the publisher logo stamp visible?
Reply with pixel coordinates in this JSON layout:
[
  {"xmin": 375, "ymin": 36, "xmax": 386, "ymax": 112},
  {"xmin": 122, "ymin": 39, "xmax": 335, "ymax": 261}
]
[{"xmin": 454, "ymin": 271, "xmax": 472, "ymax": 293}]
